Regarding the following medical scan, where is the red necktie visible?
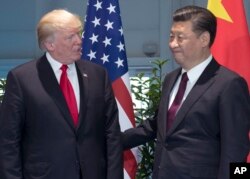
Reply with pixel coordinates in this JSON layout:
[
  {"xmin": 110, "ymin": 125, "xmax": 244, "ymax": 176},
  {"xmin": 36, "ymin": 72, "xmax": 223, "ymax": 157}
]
[
  {"xmin": 167, "ymin": 72, "xmax": 188, "ymax": 131},
  {"xmin": 60, "ymin": 65, "xmax": 78, "ymax": 126}
]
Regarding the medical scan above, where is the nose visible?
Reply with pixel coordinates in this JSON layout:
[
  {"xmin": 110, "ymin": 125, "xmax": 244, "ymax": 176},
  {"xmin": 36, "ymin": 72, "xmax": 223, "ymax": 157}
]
[{"xmin": 169, "ymin": 38, "xmax": 178, "ymax": 48}]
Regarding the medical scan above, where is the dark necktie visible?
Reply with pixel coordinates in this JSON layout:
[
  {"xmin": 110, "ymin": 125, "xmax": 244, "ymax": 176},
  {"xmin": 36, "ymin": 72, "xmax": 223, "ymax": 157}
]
[
  {"xmin": 60, "ymin": 65, "xmax": 78, "ymax": 126},
  {"xmin": 167, "ymin": 72, "xmax": 188, "ymax": 131}
]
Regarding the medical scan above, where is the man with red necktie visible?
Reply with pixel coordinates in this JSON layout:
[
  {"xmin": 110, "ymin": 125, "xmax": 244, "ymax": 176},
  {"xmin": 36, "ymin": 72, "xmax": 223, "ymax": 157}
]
[{"xmin": 0, "ymin": 9, "xmax": 123, "ymax": 179}]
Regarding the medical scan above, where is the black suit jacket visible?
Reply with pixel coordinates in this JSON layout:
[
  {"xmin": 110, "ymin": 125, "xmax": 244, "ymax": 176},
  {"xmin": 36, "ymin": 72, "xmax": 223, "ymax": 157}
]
[
  {"xmin": 0, "ymin": 55, "xmax": 123, "ymax": 179},
  {"xmin": 123, "ymin": 59, "xmax": 250, "ymax": 179}
]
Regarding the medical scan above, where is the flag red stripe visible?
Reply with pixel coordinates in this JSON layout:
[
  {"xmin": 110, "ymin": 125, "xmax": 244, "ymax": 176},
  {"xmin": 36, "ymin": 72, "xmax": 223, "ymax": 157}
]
[
  {"xmin": 112, "ymin": 77, "xmax": 137, "ymax": 176},
  {"xmin": 112, "ymin": 78, "xmax": 136, "ymax": 127},
  {"xmin": 123, "ymin": 150, "xmax": 137, "ymax": 179}
]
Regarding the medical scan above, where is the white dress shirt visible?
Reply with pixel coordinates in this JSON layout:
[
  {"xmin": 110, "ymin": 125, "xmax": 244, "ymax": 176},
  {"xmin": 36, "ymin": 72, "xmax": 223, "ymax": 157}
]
[
  {"xmin": 46, "ymin": 52, "xmax": 80, "ymax": 112},
  {"xmin": 168, "ymin": 55, "xmax": 213, "ymax": 110}
]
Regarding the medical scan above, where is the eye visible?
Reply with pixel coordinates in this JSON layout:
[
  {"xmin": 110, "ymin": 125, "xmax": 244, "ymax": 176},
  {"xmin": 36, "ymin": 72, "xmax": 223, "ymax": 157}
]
[
  {"xmin": 169, "ymin": 34, "xmax": 174, "ymax": 40},
  {"xmin": 177, "ymin": 35, "xmax": 185, "ymax": 43},
  {"xmin": 66, "ymin": 34, "xmax": 74, "ymax": 40},
  {"xmin": 66, "ymin": 32, "xmax": 82, "ymax": 41}
]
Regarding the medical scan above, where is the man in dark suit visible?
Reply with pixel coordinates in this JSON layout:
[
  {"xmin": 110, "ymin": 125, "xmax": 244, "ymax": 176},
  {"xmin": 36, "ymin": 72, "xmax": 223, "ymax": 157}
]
[
  {"xmin": 123, "ymin": 5, "xmax": 250, "ymax": 179},
  {"xmin": 0, "ymin": 9, "xmax": 123, "ymax": 179}
]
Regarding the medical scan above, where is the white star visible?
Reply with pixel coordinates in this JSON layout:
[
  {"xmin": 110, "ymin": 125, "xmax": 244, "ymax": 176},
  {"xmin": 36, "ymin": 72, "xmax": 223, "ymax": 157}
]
[
  {"xmin": 89, "ymin": 33, "xmax": 98, "ymax": 44},
  {"xmin": 92, "ymin": 17, "xmax": 101, "ymax": 27},
  {"xmin": 115, "ymin": 57, "xmax": 124, "ymax": 68},
  {"xmin": 118, "ymin": 27, "xmax": 123, "ymax": 36},
  {"xmin": 107, "ymin": 3, "xmax": 116, "ymax": 14},
  {"xmin": 101, "ymin": 53, "xmax": 110, "ymax": 64},
  {"xmin": 104, "ymin": 20, "xmax": 114, "ymax": 31},
  {"xmin": 94, "ymin": 1, "xmax": 102, "ymax": 11},
  {"xmin": 103, "ymin": 36, "xmax": 112, "ymax": 47},
  {"xmin": 87, "ymin": 50, "xmax": 96, "ymax": 60},
  {"xmin": 117, "ymin": 42, "xmax": 124, "ymax": 52}
]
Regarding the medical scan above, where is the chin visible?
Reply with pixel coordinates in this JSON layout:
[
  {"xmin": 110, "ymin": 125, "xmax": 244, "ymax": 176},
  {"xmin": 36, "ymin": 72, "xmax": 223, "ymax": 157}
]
[
  {"xmin": 174, "ymin": 58, "xmax": 184, "ymax": 65},
  {"xmin": 74, "ymin": 54, "xmax": 81, "ymax": 60}
]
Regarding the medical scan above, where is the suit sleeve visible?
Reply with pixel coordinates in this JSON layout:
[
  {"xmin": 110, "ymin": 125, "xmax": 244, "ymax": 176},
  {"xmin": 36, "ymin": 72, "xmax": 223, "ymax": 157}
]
[
  {"xmin": 218, "ymin": 76, "xmax": 250, "ymax": 179},
  {"xmin": 122, "ymin": 111, "xmax": 157, "ymax": 150},
  {"xmin": 0, "ymin": 71, "xmax": 25, "ymax": 179},
  {"xmin": 104, "ymin": 71, "xmax": 123, "ymax": 179},
  {"xmin": 122, "ymin": 69, "xmax": 174, "ymax": 150}
]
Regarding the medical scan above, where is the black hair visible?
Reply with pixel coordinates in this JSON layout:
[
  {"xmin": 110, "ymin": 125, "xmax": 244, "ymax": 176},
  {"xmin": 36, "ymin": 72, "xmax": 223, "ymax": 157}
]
[{"xmin": 173, "ymin": 5, "xmax": 217, "ymax": 47}]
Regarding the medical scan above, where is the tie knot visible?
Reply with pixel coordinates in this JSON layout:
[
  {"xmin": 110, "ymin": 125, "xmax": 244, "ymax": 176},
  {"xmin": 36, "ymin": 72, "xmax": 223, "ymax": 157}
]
[
  {"xmin": 181, "ymin": 72, "xmax": 188, "ymax": 83},
  {"xmin": 60, "ymin": 64, "xmax": 68, "ymax": 72}
]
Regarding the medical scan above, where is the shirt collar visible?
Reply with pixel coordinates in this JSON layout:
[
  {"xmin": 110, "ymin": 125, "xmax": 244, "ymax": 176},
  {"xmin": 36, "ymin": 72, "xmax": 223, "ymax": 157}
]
[
  {"xmin": 46, "ymin": 52, "xmax": 76, "ymax": 72},
  {"xmin": 182, "ymin": 54, "xmax": 213, "ymax": 84}
]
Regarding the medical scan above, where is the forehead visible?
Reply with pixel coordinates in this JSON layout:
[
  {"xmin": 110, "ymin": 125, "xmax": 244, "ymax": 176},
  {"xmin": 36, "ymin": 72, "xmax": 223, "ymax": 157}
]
[
  {"xmin": 55, "ymin": 21, "xmax": 82, "ymax": 36},
  {"xmin": 60, "ymin": 18, "xmax": 82, "ymax": 31},
  {"xmin": 59, "ymin": 26, "xmax": 81, "ymax": 33},
  {"xmin": 170, "ymin": 21, "xmax": 193, "ymax": 33}
]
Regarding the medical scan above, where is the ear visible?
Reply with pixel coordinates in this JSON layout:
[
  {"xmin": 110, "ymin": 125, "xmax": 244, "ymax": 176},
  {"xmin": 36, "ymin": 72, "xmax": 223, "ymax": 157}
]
[
  {"xmin": 200, "ymin": 31, "xmax": 210, "ymax": 47},
  {"xmin": 43, "ymin": 41, "xmax": 55, "ymax": 51}
]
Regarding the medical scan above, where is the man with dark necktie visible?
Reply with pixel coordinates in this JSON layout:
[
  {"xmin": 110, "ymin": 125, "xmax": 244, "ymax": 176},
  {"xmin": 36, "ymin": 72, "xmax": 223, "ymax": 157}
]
[
  {"xmin": 122, "ymin": 5, "xmax": 250, "ymax": 179},
  {"xmin": 0, "ymin": 9, "xmax": 123, "ymax": 179}
]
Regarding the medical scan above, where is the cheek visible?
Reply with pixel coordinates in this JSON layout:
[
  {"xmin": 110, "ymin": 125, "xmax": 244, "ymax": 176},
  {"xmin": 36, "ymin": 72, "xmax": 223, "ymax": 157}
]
[
  {"xmin": 183, "ymin": 41, "xmax": 197, "ymax": 52},
  {"xmin": 61, "ymin": 44, "xmax": 73, "ymax": 53}
]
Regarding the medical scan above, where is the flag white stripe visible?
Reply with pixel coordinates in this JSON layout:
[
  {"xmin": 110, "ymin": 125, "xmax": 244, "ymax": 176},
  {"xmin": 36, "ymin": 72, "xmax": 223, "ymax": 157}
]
[{"xmin": 116, "ymin": 100, "xmax": 134, "ymax": 132}]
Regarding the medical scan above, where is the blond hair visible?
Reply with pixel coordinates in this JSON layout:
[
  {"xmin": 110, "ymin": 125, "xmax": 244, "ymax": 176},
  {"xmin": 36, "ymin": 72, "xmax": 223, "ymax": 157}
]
[{"xmin": 37, "ymin": 9, "xmax": 83, "ymax": 50}]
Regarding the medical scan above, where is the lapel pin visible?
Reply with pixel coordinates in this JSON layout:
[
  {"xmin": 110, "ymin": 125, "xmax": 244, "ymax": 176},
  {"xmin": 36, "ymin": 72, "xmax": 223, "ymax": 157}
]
[{"xmin": 83, "ymin": 73, "xmax": 88, "ymax": 77}]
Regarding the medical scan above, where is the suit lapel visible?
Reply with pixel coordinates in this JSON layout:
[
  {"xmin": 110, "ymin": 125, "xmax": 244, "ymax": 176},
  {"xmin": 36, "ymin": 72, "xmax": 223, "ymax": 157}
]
[
  {"xmin": 160, "ymin": 69, "xmax": 181, "ymax": 138},
  {"xmin": 75, "ymin": 61, "xmax": 89, "ymax": 132},
  {"xmin": 166, "ymin": 59, "xmax": 220, "ymax": 136},
  {"xmin": 37, "ymin": 55, "xmax": 76, "ymax": 130}
]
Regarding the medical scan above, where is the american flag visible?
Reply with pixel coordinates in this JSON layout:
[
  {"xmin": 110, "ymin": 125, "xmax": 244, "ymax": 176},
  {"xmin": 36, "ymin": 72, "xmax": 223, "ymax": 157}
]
[{"xmin": 81, "ymin": 0, "xmax": 137, "ymax": 178}]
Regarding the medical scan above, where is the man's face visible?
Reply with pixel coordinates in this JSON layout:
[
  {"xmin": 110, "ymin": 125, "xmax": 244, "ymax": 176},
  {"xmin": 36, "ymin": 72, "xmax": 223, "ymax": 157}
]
[
  {"xmin": 169, "ymin": 21, "xmax": 205, "ymax": 70},
  {"xmin": 51, "ymin": 27, "xmax": 82, "ymax": 64}
]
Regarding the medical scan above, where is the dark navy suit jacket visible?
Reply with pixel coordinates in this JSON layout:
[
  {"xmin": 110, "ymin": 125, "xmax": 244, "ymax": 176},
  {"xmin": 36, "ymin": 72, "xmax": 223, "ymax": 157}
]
[
  {"xmin": 123, "ymin": 59, "xmax": 250, "ymax": 179},
  {"xmin": 0, "ymin": 55, "xmax": 123, "ymax": 179}
]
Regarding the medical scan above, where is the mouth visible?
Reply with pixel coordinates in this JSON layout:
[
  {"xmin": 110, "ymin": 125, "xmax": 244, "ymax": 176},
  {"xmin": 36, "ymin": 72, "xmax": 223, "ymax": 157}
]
[
  {"xmin": 75, "ymin": 47, "xmax": 82, "ymax": 54},
  {"xmin": 172, "ymin": 51, "xmax": 182, "ymax": 55},
  {"xmin": 172, "ymin": 46, "xmax": 183, "ymax": 52},
  {"xmin": 171, "ymin": 47, "xmax": 181, "ymax": 52}
]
